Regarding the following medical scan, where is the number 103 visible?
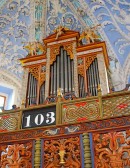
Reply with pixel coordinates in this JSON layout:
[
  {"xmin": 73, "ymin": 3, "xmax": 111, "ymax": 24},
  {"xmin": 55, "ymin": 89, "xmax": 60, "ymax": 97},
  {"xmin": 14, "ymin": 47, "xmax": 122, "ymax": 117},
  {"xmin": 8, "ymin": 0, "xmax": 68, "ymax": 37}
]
[{"xmin": 24, "ymin": 112, "xmax": 55, "ymax": 127}]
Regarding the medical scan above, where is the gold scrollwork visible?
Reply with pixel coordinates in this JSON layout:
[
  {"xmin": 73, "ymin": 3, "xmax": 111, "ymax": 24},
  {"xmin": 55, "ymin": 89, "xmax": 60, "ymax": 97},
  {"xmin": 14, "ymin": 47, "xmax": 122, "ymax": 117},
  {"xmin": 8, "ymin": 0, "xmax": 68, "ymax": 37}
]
[
  {"xmin": 78, "ymin": 66, "xmax": 84, "ymax": 77},
  {"xmin": 50, "ymin": 42, "xmax": 74, "ymax": 65},
  {"xmin": 50, "ymin": 46, "xmax": 60, "ymax": 65},
  {"xmin": 86, "ymin": 55, "xmax": 97, "ymax": 70},
  {"xmin": 63, "ymin": 43, "xmax": 73, "ymax": 59},
  {"xmin": 29, "ymin": 66, "xmax": 39, "ymax": 80},
  {"xmin": 40, "ymin": 72, "xmax": 46, "ymax": 86}
]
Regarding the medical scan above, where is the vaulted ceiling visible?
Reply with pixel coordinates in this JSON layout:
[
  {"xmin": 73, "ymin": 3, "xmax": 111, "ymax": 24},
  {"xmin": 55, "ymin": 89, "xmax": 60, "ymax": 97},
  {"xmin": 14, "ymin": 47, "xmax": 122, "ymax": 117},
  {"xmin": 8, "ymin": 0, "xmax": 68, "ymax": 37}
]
[{"xmin": 0, "ymin": 0, "xmax": 130, "ymax": 93}]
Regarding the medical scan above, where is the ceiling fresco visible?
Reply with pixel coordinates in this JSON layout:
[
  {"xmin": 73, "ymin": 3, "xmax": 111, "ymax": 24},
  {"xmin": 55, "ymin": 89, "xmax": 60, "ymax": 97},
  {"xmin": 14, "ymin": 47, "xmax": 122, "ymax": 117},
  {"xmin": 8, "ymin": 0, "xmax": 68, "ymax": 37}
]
[
  {"xmin": 0, "ymin": 0, "xmax": 31, "ymax": 78},
  {"xmin": 0, "ymin": 0, "xmax": 130, "ymax": 91}
]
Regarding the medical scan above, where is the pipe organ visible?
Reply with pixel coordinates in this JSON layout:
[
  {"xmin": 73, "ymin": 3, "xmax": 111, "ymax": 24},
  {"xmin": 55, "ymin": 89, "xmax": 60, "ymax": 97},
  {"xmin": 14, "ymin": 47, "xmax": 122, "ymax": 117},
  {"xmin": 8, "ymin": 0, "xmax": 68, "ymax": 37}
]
[
  {"xmin": 20, "ymin": 28, "xmax": 109, "ymax": 107},
  {"xmin": 1, "ymin": 27, "xmax": 130, "ymax": 168}
]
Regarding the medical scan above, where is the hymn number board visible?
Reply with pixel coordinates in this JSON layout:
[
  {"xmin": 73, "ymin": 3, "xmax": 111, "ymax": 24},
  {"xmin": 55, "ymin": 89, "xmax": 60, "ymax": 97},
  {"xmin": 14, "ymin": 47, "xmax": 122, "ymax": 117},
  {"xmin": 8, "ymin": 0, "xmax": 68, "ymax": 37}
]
[{"xmin": 22, "ymin": 106, "xmax": 56, "ymax": 129}]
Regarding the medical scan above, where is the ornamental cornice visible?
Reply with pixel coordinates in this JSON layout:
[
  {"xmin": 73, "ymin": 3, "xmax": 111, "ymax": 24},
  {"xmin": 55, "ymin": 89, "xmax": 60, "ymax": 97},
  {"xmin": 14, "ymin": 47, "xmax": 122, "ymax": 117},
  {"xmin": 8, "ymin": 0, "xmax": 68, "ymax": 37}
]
[{"xmin": 0, "ymin": 115, "xmax": 130, "ymax": 143}]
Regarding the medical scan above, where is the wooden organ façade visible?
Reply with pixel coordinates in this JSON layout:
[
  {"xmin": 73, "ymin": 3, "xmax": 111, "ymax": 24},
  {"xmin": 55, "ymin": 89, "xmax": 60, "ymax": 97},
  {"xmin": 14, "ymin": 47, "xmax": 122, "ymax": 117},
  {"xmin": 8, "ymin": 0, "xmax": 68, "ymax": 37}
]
[
  {"xmin": 20, "ymin": 28, "xmax": 109, "ymax": 107},
  {"xmin": 0, "ymin": 27, "xmax": 130, "ymax": 168}
]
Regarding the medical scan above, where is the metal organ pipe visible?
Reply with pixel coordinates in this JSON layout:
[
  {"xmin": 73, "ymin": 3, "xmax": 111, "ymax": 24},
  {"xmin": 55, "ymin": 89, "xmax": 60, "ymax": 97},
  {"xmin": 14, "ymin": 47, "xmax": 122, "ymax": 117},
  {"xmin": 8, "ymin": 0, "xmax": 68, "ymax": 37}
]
[
  {"xmin": 93, "ymin": 59, "xmax": 98, "ymax": 95},
  {"xmin": 27, "ymin": 73, "xmax": 38, "ymax": 106},
  {"xmin": 67, "ymin": 56, "xmax": 71, "ymax": 92},
  {"xmin": 86, "ymin": 58, "xmax": 100, "ymax": 96},
  {"xmin": 57, "ymin": 55, "xmax": 60, "ymax": 91},
  {"xmin": 49, "ymin": 47, "xmax": 74, "ymax": 96},
  {"xmin": 71, "ymin": 60, "xmax": 74, "ymax": 92},
  {"xmin": 50, "ymin": 65, "xmax": 53, "ymax": 95},
  {"xmin": 39, "ymin": 82, "xmax": 45, "ymax": 104},
  {"xmin": 61, "ymin": 47, "xmax": 64, "ymax": 94},
  {"xmin": 64, "ymin": 50, "xmax": 68, "ymax": 93},
  {"xmin": 53, "ymin": 61, "xmax": 57, "ymax": 95}
]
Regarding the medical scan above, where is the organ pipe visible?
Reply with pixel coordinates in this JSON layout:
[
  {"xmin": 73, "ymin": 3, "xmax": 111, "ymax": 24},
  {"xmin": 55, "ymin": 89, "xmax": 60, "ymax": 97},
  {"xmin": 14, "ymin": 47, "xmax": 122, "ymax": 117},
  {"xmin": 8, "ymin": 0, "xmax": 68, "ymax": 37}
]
[
  {"xmin": 49, "ymin": 47, "xmax": 74, "ymax": 96},
  {"xmin": 27, "ymin": 73, "xmax": 38, "ymax": 106},
  {"xmin": 87, "ymin": 58, "xmax": 100, "ymax": 96},
  {"xmin": 78, "ymin": 58, "xmax": 100, "ymax": 97}
]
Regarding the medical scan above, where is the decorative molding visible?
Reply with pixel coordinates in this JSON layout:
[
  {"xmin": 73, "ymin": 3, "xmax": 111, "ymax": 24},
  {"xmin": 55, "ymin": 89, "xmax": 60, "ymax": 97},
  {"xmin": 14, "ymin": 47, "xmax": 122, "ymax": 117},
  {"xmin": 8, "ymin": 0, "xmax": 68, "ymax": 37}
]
[
  {"xmin": 0, "ymin": 115, "xmax": 130, "ymax": 143},
  {"xmin": 77, "ymin": 48, "xmax": 102, "ymax": 56},
  {"xmin": 47, "ymin": 37, "xmax": 76, "ymax": 46},
  {"xmin": 23, "ymin": 59, "xmax": 46, "ymax": 67}
]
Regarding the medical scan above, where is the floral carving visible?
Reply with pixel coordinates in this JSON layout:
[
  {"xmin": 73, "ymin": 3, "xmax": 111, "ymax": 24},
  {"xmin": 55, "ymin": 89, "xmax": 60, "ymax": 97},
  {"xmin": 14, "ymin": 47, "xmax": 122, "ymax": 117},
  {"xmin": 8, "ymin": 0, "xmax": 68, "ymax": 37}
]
[
  {"xmin": 93, "ymin": 130, "xmax": 130, "ymax": 168},
  {"xmin": 43, "ymin": 136, "xmax": 81, "ymax": 168},
  {"xmin": 0, "ymin": 142, "xmax": 32, "ymax": 168},
  {"xmin": 50, "ymin": 42, "xmax": 74, "ymax": 65},
  {"xmin": 29, "ymin": 66, "xmax": 39, "ymax": 80}
]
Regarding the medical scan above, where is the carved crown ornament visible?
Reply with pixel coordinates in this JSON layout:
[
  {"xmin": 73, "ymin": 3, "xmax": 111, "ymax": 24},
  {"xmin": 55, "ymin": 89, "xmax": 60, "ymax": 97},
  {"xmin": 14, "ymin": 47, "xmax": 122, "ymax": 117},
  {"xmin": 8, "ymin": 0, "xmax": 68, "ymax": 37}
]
[{"xmin": 20, "ymin": 26, "xmax": 109, "ymax": 72}]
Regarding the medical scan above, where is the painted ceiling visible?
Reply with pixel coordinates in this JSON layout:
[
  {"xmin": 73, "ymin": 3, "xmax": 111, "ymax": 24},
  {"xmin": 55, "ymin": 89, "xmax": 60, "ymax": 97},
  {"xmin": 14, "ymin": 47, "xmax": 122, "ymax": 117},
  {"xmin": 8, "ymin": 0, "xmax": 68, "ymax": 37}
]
[{"xmin": 0, "ymin": 0, "xmax": 130, "ymax": 91}]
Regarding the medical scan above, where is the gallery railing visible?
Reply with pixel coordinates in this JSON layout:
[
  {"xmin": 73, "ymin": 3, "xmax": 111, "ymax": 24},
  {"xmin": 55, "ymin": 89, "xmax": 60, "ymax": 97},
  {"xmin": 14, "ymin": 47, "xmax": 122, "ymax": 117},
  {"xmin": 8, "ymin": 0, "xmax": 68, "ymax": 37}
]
[{"xmin": 0, "ymin": 90, "xmax": 130, "ymax": 132}]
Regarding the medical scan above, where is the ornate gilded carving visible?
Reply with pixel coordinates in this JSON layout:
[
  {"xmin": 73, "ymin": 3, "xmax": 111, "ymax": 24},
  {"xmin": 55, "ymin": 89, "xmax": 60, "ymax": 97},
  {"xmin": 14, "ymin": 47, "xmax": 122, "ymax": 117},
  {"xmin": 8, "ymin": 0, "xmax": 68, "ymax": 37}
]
[
  {"xmin": 29, "ymin": 66, "xmax": 39, "ymax": 80},
  {"xmin": 43, "ymin": 137, "xmax": 81, "ymax": 167},
  {"xmin": 40, "ymin": 72, "xmax": 46, "ymax": 86},
  {"xmin": 93, "ymin": 130, "xmax": 130, "ymax": 168},
  {"xmin": 79, "ymin": 24, "xmax": 101, "ymax": 44},
  {"xmin": 50, "ymin": 42, "xmax": 74, "ymax": 65},
  {"xmin": 23, "ymin": 42, "xmax": 37, "ymax": 56},
  {"xmin": 50, "ymin": 46, "xmax": 60, "ymax": 65},
  {"xmin": 86, "ymin": 55, "xmax": 97, "ymax": 70},
  {"xmin": 36, "ymin": 42, "xmax": 46, "ymax": 54},
  {"xmin": 64, "ymin": 43, "xmax": 73, "ymax": 59},
  {"xmin": 23, "ymin": 42, "xmax": 46, "ymax": 56},
  {"xmin": 1, "ymin": 142, "xmax": 32, "ymax": 168},
  {"xmin": 54, "ymin": 25, "xmax": 69, "ymax": 40},
  {"xmin": 78, "ymin": 66, "xmax": 84, "ymax": 77}
]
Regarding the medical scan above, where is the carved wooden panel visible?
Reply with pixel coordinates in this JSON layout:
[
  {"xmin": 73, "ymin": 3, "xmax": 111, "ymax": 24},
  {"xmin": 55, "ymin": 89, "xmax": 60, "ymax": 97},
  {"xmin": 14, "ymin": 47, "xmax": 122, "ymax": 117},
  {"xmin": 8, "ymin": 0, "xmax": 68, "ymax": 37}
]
[
  {"xmin": 93, "ymin": 129, "xmax": 130, "ymax": 168},
  {"xmin": 0, "ymin": 141, "xmax": 33, "ymax": 168},
  {"xmin": 43, "ymin": 136, "xmax": 81, "ymax": 168},
  {"xmin": 29, "ymin": 66, "xmax": 39, "ymax": 80},
  {"xmin": 0, "ymin": 112, "xmax": 20, "ymax": 132},
  {"xmin": 103, "ymin": 94, "xmax": 130, "ymax": 118},
  {"xmin": 62, "ymin": 100, "xmax": 100, "ymax": 124}
]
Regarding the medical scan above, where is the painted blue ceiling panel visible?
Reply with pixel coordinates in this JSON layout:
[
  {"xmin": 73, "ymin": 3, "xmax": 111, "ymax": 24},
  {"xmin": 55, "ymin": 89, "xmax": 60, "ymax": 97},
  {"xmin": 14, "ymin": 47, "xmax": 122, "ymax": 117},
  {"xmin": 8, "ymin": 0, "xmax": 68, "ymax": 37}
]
[
  {"xmin": 84, "ymin": 0, "xmax": 130, "ymax": 66},
  {"xmin": 0, "ymin": 0, "xmax": 31, "ymax": 79}
]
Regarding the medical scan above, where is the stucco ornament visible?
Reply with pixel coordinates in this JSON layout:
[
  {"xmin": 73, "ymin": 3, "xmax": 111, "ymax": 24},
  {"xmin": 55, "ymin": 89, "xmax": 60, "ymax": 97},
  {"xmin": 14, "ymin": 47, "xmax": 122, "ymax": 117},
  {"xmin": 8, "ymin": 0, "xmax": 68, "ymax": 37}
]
[{"xmin": 0, "ymin": 0, "xmax": 31, "ymax": 78}]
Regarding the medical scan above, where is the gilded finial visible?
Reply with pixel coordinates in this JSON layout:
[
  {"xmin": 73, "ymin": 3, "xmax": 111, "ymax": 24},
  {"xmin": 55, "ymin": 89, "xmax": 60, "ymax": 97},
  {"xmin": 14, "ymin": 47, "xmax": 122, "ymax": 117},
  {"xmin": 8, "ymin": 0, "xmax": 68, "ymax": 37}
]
[
  {"xmin": 97, "ymin": 84, "xmax": 101, "ymax": 91},
  {"xmin": 57, "ymin": 88, "xmax": 62, "ymax": 97}
]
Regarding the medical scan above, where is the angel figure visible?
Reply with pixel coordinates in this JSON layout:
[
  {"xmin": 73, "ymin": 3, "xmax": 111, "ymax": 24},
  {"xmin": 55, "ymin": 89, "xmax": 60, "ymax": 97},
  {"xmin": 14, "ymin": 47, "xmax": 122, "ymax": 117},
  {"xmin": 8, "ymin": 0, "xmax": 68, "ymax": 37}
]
[
  {"xmin": 23, "ymin": 42, "xmax": 37, "ymax": 56},
  {"xmin": 36, "ymin": 42, "xmax": 46, "ymax": 54},
  {"xmin": 54, "ymin": 25, "xmax": 69, "ymax": 40},
  {"xmin": 79, "ymin": 24, "xmax": 101, "ymax": 44}
]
